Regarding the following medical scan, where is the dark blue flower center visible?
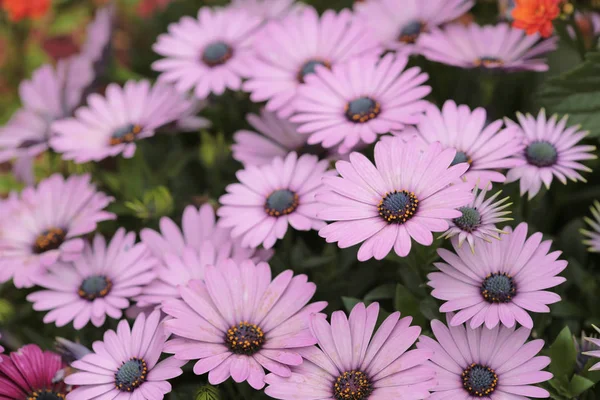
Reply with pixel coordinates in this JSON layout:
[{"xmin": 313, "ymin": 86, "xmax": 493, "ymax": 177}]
[
  {"xmin": 450, "ymin": 151, "xmax": 472, "ymax": 167},
  {"xmin": 115, "ymin": 358, "xmax": 148, "ymax": 392},
  {"xmin": 27, "ymin": 390, "xmax": 66, "ymax": 400},
  {"xmin": 378, "ymin": 190, "xmax": 419, "ymax": 224},
  {"xmin": 398, "ymin": 20, "xmax": 425, "ymax": 43},
  {"xmin": 525, "ymin": 140, "xmax": 558, "ymax": 167},
  {"xmin": 481, "ymin": 273, "xmax": 516, "ymax": 303},
  {"xmin": 78, "ymin": 275, "xmax": 113, "ymax": 301},
  {"xmin": 345, "ymin": 97, "xmax": 381, "ymax": 123},
  {"xmin": 265, "ymin": 189, "xmax": 299, "ymax": 217},
  {"xmin": 462, "ymin": 364, "xmax": 498, "ymax": 397},
  {"xmin": 226, "ymin": 322, "xmax": 265, "ymax": 355},
  {"xmin": 202, "ymin": 41, "xmax": 233, "ymax": 67},
  {"xmin": 298, "ymin": 59, "xmax": 331, "ymax": 83},
  {"xmin": 334, "ymin": 370, "xmax": 372, "ymax": 400},
  {"xmin": 33, "ymin": 227, "xmax": 66, "ymax": 254},
  {"xmin": 475, "ymin": 57, "xmax": 504, "ymax": 68},
  {"xmin": 453, "ymin": 206, "xmax": 481, "ymax": 233},
  {"xmin": 110, "ymin": 124, "xmax": 142, "ymax": 146}
]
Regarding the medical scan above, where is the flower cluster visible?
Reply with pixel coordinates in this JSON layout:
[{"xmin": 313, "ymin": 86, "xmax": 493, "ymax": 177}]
[{"xmin": 0, "ymin": 0, "xmax": 598, "ymax": 399}]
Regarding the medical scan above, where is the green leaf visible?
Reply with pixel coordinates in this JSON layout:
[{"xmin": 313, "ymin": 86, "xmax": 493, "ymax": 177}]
[
  {"xmin": 548, "ymin": 326, "xmax": 577, "ymax": 378},
  {"xmin": 195, "ymin": 385, "xmax": 221, "ymax": 400},
  {"xmin": 364, "ymin": 284, "xmax": 396, "ymax": 301},
  {"xmin": 568, "ymin": 375, "xmax": 596, "ymax": 397},
  {"xmin": 394, "ymin": 284, "xmax": 425, "ymax": 327},
  {"xmin": 341, "ymin": 297, "xmax": 361, "ymax": 313},
  {"xmin": 539, "ymin": 52, "xmax": 600, "ymax": 137}
]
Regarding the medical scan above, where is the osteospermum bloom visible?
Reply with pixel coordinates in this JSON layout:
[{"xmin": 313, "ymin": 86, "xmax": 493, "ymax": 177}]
[
  {"xmin": 420, "ymin": 23, "xmax": 558, "ymax": 72},
  {"xmin": 505, "ymin": 110, "xmax": 596, "ymax": 199},
  {"xmin": 232, "ymin": 109, "xmax": 308, "ymax": 166},
  {"xmin": 397, "ymin": 101, "xmax": 524, "ymax": 186},
  {"xmin": 218, "ymin": 152, "xmax": 332, "ymax": 249},
  {"xmin": 1, "ymin": 0, "xmax": 50, "ymax": 21},
  {"xmin": 0, "ymin": 344, "xmax": 68, "ymax": 399},
  {"xmin": 141, "ymin": 204, "xmax": 272, "ymax": 263},
  {"xmin": 584, "ymin": 325, "xmax": 600, "ymax": 371},
  {"xmin": 65, "ymin": 310, "xmax": 185, "ymax": 399},
  {"xmin": 317, "ymin": 139, "xmax": 474, "ymax": 261},
  {"xmin": 512, "ymin": 0, "xmax": 560, "ymax": 38},
  {"xmin": 291, "ymin": 54, "xmax": 430, "ymax": 153},
  {"xmin": 429, "ymin": 222, "xmax": 567, "ymax": 329},
  {"xmin": 243, "ymin": 7, "xmax": 382, "ymax": 118},
  {"xmin": 81, "ymin": 4, "xmax": 114, "ymax": 64},
  {"xmin": 265, "ymin": 302, "xmax": 436, "ymax": 399},
  {"xmin": 354, "ymin": 0, "xmax": 474, "ymax": 54},
  {"xmin": 152, "ymin": 7, "xmax": 261, "ymax": 100},
  {"xmin": 441, "ymin": 186, "xmax": 512, "ymax": 252},
  {"xmin": 581, "ymin": 200, "xmax": 600, "ymax": 252},
  {"xmin": 0, "ymin": 174, "xmax": 115, "ymax": 288},
  {"xmin": 162, "ymin": 260, "xmax": 327, "ymax": 389},
  {"xmin": 27, "ymin": 229, "xmax": 157, "ymax": 329},
  {"xmin": 418, "ymin": 314, "xmax": 552, "ymax": 399},
  {"xmin": 51, "ymin": 80, "xmax": 192, "ymax": 162}
]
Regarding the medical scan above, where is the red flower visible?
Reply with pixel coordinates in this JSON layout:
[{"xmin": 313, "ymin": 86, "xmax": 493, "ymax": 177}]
[
  {"xmin": 512, "ymin": 0, "xmax": 561, "ymax": 37},
  {"xmin": 1, "ymin": 0, "xmax": 50, "ymax": 22}
]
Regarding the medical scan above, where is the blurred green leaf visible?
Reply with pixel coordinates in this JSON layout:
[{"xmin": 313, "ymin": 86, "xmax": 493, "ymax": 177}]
[
  {"xmin": 394, "ymin": 284, "xmax": 425, "ymax": 327},
  {"xmin": 124, "ymin": 186, "xmax": 174, "ymax": 220},
  {"xmin": 195, "ymin": 385, "xmax": 221, "ymax": 400},
  {"xmin": 549, "ymin": 326, "xmax": 577, "ymax": 379},
  {"xmin": 569, "ymin": 375, "xmax": 596, "ymax": 397},
  {"xmin": 364, "ymin": 284, "xmax": 396, "ymax": 301}
]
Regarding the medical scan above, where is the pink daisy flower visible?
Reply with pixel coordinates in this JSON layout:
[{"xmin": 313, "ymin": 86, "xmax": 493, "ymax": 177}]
[
  {"xmin": 441, "ymin": 185, "xmax": 513, "ymax": 252},
  {"xmin": 0, "ymin": 174, "xmax": 115, "ymax": 288},
  {"xmin": 291, "ymin": 53, "xmax": 431, "ymax": 153},
  {"xmin": 230, "ymin": 0, "xmax": 304, "ymax": 20},
  {"xmin": 584, "ymin": 325, "xmax": 600, "ymax": 371},
  {"xmin": 27, "ymin": 228, "xmax": 157, "ymax": 329},
  {"xmin": 317, "ymin": 139, "xmax": 474, "ymax": 261},
  {"xmin": 265, "ymin": 302, "xmax": 436, "ymax": 399},
  {"xmin": 243, "ymin": 7, "xmax": 382, "ymax": 118},
  {"xmin": 0, "ymin": 334, "xmax": 3, "ymax": 354},
  {"xmin": 417, "ymin": 313, "xmax": 552, "ymax": 399},
  {"xmin": 162, "ymin": 259, "xmax": 327, "ymax": 389},
  {"xmin": 232, "ymin": 109, "xmax": 308, "ymax": 166},
  {"xmin": 65, "ymin": 310, "xmax": 186, "ymax": 399},
  {"xmin": 51, "ymin": 80, "xmax": 192, "ymax": 163},
  {"xmin": 505, "ymin": 109, "xmax": 596, "ymax": 200},
  {"xmin": 429, "ymin": 222, "xmax": 567, "ymax": 329},
  {"xmin": 582, "ymin": 201, "xmax": 600, "ymax": 253},
  {"xmin": 419, "ymin": 23, "xmax": 558, "ymax": 72},
  {"xmin": 140, "ymin": 204, "xmax": 273, "ymax": 263},
  {"xmin": 152, "ymin": 7, "xmax": 261, "ymax": 100},
  {"xmin": 218, "ymin": 152, "xmax": 332, "ymax": 249},
  {"xmin": 354, "ymin": 0, "xmax": 474, "ymax": 55},
  {"xmin": 396, "ymin": 100, "xmax": 525, "ymax": 186},
  {"xmin": 0, "ymin": 344, "xmax": 69, "ymax": 399},
  {"xmin": 81, "ymin": 4, "xmax": 114, "ymax": 64}
]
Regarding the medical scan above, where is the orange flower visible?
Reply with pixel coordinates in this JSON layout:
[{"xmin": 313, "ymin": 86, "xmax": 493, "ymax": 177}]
[
  {"xmin": 1, "ymin": 0, "xmax": 51, "ymax": 22},
  {"xmin": 512, "ymin": 0, "xmax": 561, "ymax": 37}
]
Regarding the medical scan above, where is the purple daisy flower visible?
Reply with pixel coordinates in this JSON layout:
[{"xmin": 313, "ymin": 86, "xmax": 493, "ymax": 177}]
[
  {"xmin": 218, "ymin": 152, "xmax": 332, "ymax": 249},
  {"xmin": 232, "ymin": 109, "xmax": 308, "ymax": 166},
  {"xmin": 152, "ymin": 7, "xmax": 261, "ymax": 100},
  {"xmin": 582, "ymin": 201, "xmax": 600, "ymax": 252},
  {"xmin": 162, "ymin": 260, "xmax": 327, "ymax": 389},
  {"xmin": 27, "ymin": 228, "xmax": 157, "ymax": 329},
  {"xmin": 291, "ymin": 53, "xmax": 431, "ymax": 153},
  {"xmin": 65, "ymin": 310, "xmax": 185, "ymax": 400},
  {"xmin": 81, "ymin": 4, "xmax": 114, "ymax": 64},
  {"xmin": 50, "ymin": 80, "xmax": 193, "ymax": 163},
  {"xmin": 419, "ymin": 23, "xmax": 558, "ymax": 72},
  {"xmin": 230, "ymin": 0, "xmax": 304, "ymax": 20},
  {"xmin": 354, "ymin": 0, "xmax": 474, "ymax": 55},
  {"xmin": 317, "ymin": 139, "xmax": 474, "ymax": 261},
  {"xmin": 429, "ymin": 222, "xmax": 567, "ymax": 329},
  {"xmin": 0, "ymin": 174, "xmax": 115, "ymax": 288},
  {"xmin": 584, "ymin": 325, "xmax": 600, "ymax": 371},
  {"xmin": 396, "ymin": 100, "xmax": 525, "ymax": 186},
  {"xmin": 135, "ymin": 243, "xmax": 217, "ymax": 308},
  {"xmin": 417, "ymin": 313, "xmax": 552, "ymax": 399},
  {"xmin": 243, "ymin": 7, "xmax": 382, "ymax": 118},
  {"xmin": 265, "ymin": 302, "xmax": 436, "ymax": 399},
  {"xmin": 0, "ymin": 344, "xmax": 69, "ymax": 399},
  {"xmin": 140, "ymin": 204, "xmax": 273, "ymax": 263},
  {"xmin": 505, "ymin": 109, "xmax": 596, "ymax": 200},
  {"xmin": 441, "ymin": 185, "xmax": 512, "ymax": 252}
]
